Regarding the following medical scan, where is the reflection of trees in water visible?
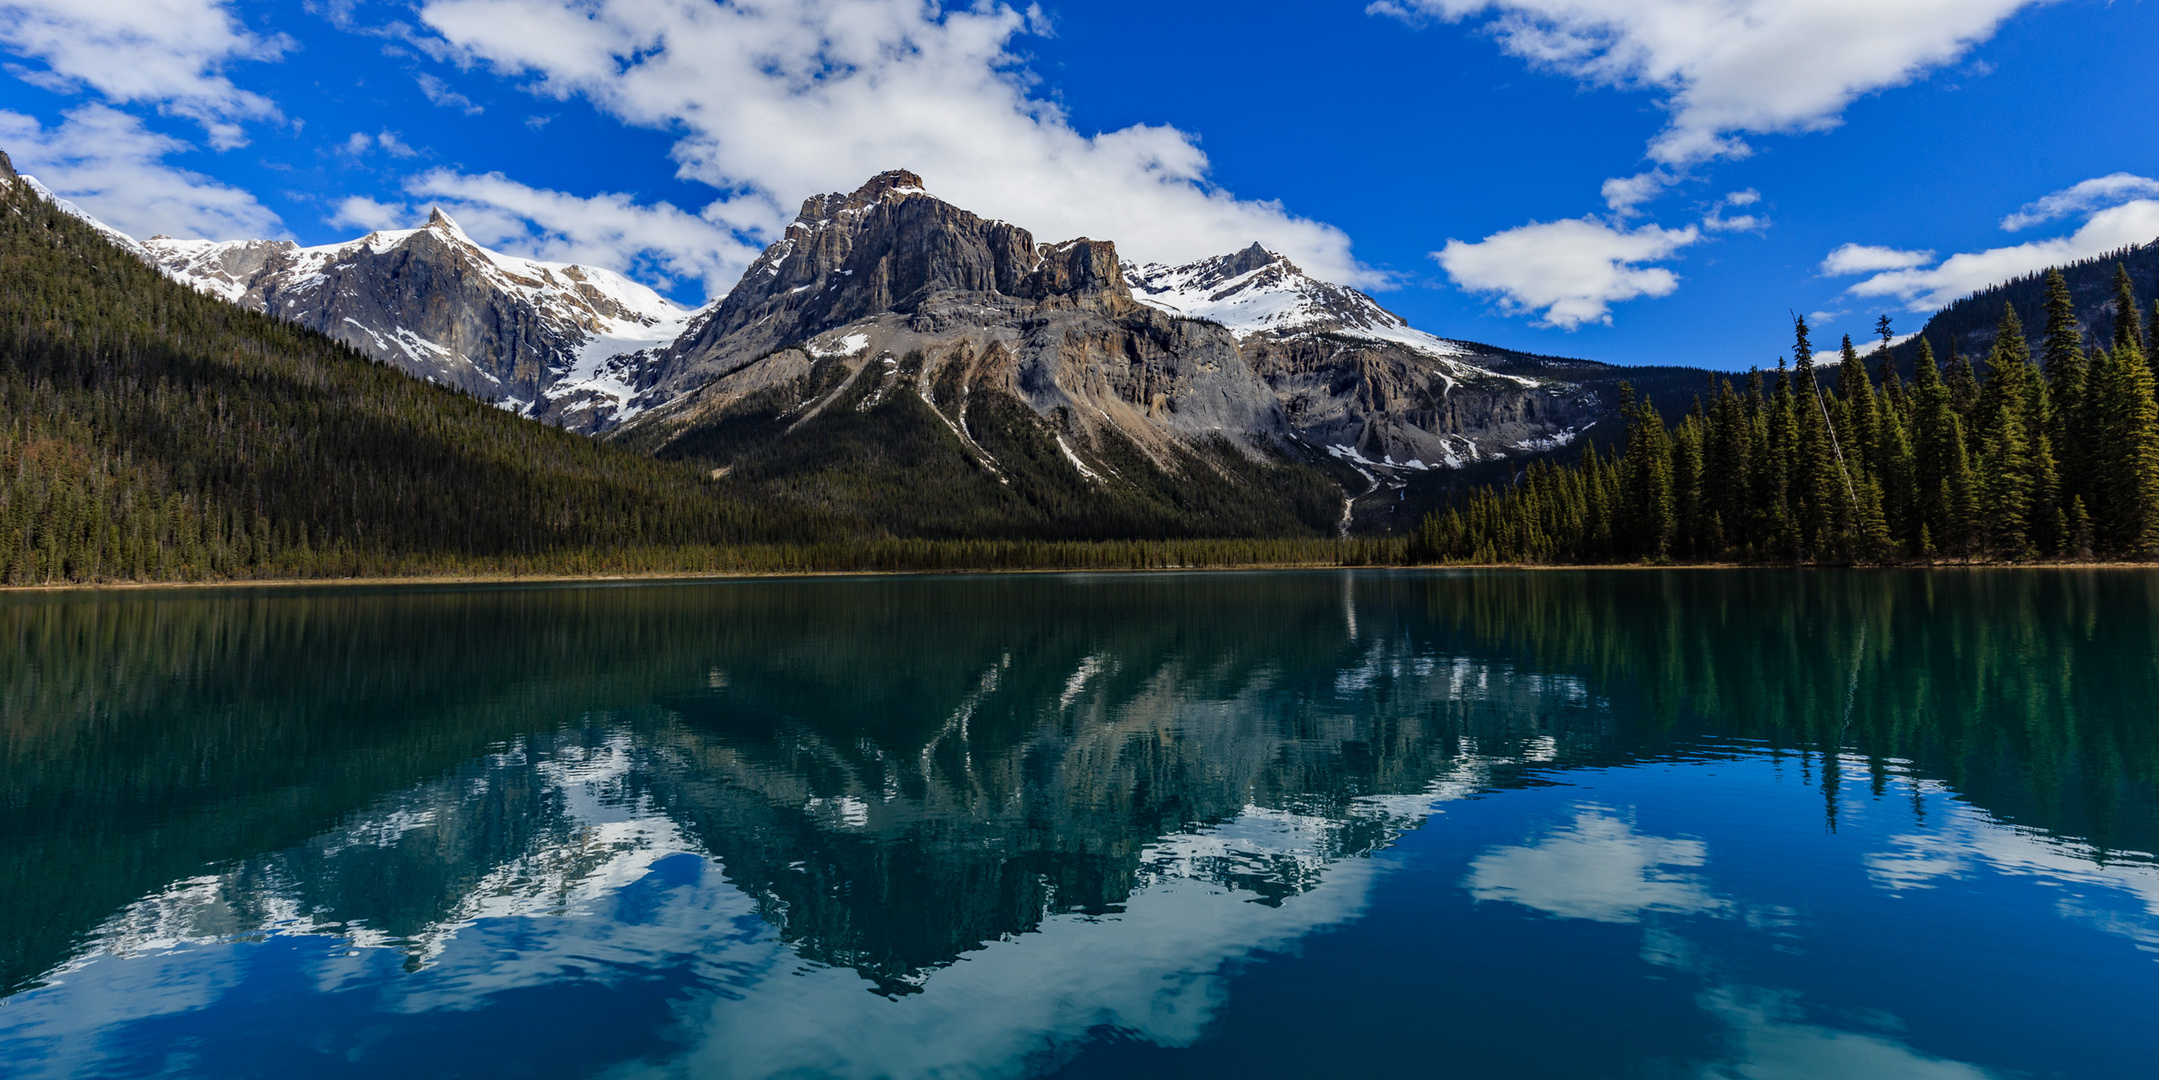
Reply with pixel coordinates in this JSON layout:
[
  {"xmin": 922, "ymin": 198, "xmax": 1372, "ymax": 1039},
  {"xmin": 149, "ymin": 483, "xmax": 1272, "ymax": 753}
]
[
  {"xmin": 1412, "ymin": 570, "xmax": 2159, "ymax": 853},
  {"xmin": 3, "ymin": 570, "xmax": 2153, "ymax": 996}
]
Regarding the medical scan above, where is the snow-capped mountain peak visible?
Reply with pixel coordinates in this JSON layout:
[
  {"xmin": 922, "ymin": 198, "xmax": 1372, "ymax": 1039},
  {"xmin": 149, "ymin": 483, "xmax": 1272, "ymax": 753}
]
[
  {"xmin": 135, "ymin": 211, "xmax": 696, "ymax": 430},
  {"xmin": 1123, "ymin": 245, "xmax": 1476, "ymax": 364}
]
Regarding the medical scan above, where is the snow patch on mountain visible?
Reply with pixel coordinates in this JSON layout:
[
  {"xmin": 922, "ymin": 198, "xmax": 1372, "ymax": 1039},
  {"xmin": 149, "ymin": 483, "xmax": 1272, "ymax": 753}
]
[
  {"xmin": 7, "ymin": 173, "xmax": 152, "ymax": 260},
  {"xmin": 1125, "ymin": 244, "xmax": 1477, "ymax": 362},
  {"xmin": 137, "ymin": 210, "xmax": 696, "ymax": 426}
]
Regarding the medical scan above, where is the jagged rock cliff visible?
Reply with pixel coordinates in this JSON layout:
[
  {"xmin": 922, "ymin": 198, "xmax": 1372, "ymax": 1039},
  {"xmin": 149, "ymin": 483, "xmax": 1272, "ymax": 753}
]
[
  {"xmin": 139, "ymin": 211, "xmax": 694, "ymax": 432},
  {"xmin": 1125, "ymin": 245, "xmax": 1599, "ymax": 473},
  {"xmin": 613, "ymin": 172, "xmax": 1604, "ymax": 535},
  {"xmin": 612, "ymin": 171, "xmax": 1343, "ymax": 538}
]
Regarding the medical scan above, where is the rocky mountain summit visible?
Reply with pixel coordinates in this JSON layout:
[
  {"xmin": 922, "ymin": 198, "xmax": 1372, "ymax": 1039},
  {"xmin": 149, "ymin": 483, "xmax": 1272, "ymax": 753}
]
[
  {"xmin": 140, "ymin": 211, "xmax": 695, "ymax": 432},
  {"xmin": 610, "ymin": 171, "xmax": 1603, "ymax": 533},
  {"xmin": 1125, "ymin": 246, "xmax": 1598, "ymax": 471}
]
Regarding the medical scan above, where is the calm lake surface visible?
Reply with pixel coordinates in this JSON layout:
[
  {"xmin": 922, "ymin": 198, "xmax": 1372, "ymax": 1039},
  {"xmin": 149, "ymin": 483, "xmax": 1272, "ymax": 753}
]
[{"xmin": 3, "ymin": 570, "xmax": 2157, "ymax": 1079}]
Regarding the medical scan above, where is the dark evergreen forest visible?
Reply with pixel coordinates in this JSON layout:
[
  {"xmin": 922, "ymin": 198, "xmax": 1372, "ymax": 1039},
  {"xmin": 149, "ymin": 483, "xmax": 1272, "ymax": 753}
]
[
  {"xmin": 1412, "ymin": 268, "xmax": 2159, "ymax": 564},
  {"xmin": 0, "ymin": 178, "xmax": 845, "ymax": 584}
]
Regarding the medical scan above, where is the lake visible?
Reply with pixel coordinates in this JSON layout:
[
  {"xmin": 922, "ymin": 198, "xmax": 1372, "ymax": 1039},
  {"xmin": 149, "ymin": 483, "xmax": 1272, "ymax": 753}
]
[{"xmin": 2, "ymin": 570, "xmax": 2156, "ymax": 1079}]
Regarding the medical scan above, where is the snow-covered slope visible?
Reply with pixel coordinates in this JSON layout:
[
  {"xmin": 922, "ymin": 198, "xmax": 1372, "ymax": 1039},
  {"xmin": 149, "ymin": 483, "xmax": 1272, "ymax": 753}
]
[
  {"xmin": 140, "ymin": 211, "xmax": 696, "ymax": 430},
  {"xmin": 1124, "ymin": 244, "xmax": 1490, "ymax": 369},
  {"xmin": 2, "ymin": 166, "xmax": 151, "ymax": 261}
]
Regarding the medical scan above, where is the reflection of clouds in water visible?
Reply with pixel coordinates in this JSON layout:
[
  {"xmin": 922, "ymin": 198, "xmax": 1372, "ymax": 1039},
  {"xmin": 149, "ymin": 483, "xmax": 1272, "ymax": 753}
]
[
  {"xmin": 654, "ymin": 849, "xmax": 1386, "ymax": 1080},
  {"xmin": 2, "ymin": 749, "xmax": 1487, "ymax": 1080},
  {"xmin": 1696, "ymin": 985, "xmax": 1995, "ymax": 1080},
  {"xmin": 1863, "ymin": 780, "xmax": 2159, "ymax": 950},
  {"xmin": 1490, "ymin": 810, "xmax": 1999, "ymax": 1079},
  {"xmin": 1465, "ymin": 808, "xmax": 1727, "ymax": 923}
]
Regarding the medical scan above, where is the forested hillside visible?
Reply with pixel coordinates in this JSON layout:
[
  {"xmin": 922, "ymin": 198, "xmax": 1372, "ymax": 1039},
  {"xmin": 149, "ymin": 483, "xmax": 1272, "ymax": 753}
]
[
  {"xmin": 0, "ymin": 174, "xmax": 834, "ymax": 585},
  {"xmin": 1416, "ymin": 268, "xmax": 2159, "ymax": 563},
  {"xmin": 1892, "ymin": 238, "xmax": 2159, "ymax": 372}
]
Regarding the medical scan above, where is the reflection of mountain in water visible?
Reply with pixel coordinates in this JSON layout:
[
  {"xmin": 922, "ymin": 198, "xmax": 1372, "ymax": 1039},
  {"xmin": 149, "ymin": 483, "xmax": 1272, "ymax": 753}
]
[{"xmin": 4, "ymin": 571, "xmax": 2156, "ymax": 1000}]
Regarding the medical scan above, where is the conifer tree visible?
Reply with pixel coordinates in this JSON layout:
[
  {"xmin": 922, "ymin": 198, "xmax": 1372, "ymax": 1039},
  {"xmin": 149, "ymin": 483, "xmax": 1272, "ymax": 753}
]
[
  {"xmin": 2114, "ymin": 263, "xmax": 2145, "ymax": 359},
  {"xmin": 1944, "ymin": 347, "xmax": 1981, "ymax": 420},
  {"xmin": 1911, "ymin": 342, "xmax": 1976, "ymax": 559},
  {"xmin": 1973, "ymin": 306, "xmax": 2045, "ymax": 558},
  {"xmin": 1789, "ymin": 318, "xmax": 1843, "ymax": 557},
  {"xmin": 2084, "ymin": 342, "xmax": 2159, "ymax": 556},
  {"xmin": 2042, "ymin": 269, "xmax": 2090, "ymax": 514},
  {"xmin": 1837, "ymin": 334, "xmax": 1881, "ymax": 472}
]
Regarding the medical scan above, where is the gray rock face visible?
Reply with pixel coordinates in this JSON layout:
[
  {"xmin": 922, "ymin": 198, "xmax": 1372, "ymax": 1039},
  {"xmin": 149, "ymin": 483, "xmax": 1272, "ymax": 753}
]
[
  {"xmin": 1124, "ymin": 246, "xmax": 1599, "ymax": 470},
  {"xmin": 143, "ymin": 212, "xmax": 691, "ymax": 433},
  {"xmin": 623, "ymin": 173, "xmax": 1608, "ymax": 519},
  {"xmin": 625, "ymin": 172, "xmax": 1294, "ymax": 468}
]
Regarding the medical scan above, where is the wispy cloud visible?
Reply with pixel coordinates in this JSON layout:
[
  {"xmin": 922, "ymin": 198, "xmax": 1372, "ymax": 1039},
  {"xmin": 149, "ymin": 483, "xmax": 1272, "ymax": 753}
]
[
  {"xmin": 1828, "ymin": 196, "xmax": 2159, "ymax": 311},
  {"xmin": 0, "ymin": 0, "xmax": 290, "ymax": 149},
  {"xmin": 2000, "ymin": 172, "xmax": 2159, "ymax": 231},
  {"xmin": 0, "ymin": 104, "xmax": 283, "ymax": 239},
  {"xmin": 1820, "ymin": 243, "xmax": 1934, "ymax": 275},
  {"xmin": 404, "ymin": 169, "xmax": 761, "ymax": 297},
  {"xmin": 1374, "ymin": 0, "xmax": 2047, "ymax": 171}
]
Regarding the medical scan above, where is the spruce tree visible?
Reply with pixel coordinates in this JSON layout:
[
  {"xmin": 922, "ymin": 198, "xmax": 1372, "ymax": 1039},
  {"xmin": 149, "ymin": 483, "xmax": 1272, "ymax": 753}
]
[
  {"xmin": 2113, "ymin": 263, "xmax": 2145, "ymax": 359},
  {"xmin": 1838, "ymin": 334, "xmax": 1881, "ymax": 473},
  {"xmin": 1703, "ymin": 378, "xmax": 1752, "ymax": 557},
  {"xmin": 1945, "ymin": 346, "xmax": 1981, "ymax": 420},
  {"xmin": 2042, "ymin": 269, "xmax": 2090, "ymax": 515},
  {"xmin": 1911, "ymin": 342, "xmax": 1975, "ymax": 559},
  {"xmin": 1789, "ymin": 318, "xmax": 1844, "ymax": 556},
  {"xmin": 2084, "ymin": 342, "xmax": 2159, "ymax": 556},
  {"xmin": 1973, "ymin": 306, "xmax": 2042, "ymax": 559}
]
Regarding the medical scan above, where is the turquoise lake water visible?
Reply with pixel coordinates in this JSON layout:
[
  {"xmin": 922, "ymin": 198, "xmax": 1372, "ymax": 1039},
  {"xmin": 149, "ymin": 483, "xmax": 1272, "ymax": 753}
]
[{"xmin": 2, "ymin": 570, "xmax": 2156, "ymax": 1079}]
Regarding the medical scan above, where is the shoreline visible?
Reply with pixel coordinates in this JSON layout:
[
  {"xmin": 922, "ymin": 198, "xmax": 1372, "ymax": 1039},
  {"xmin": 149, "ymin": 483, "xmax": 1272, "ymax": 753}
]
[{"xmin": 5, "ymin": 560, "xmax": 2154, "ymax": 594}]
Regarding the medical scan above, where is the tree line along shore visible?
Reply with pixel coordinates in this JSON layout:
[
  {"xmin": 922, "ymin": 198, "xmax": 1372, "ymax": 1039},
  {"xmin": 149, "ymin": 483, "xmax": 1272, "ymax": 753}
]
[{"xmin": 3, "ymin": 175, "xmax": 2156, "ymax": 587}]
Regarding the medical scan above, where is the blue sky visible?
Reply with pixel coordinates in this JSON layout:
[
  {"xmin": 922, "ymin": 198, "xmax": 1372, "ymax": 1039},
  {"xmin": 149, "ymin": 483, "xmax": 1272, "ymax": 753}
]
[{"xmin": 3, "ymin": 0, "xmax": 2157, "ymax": 370}]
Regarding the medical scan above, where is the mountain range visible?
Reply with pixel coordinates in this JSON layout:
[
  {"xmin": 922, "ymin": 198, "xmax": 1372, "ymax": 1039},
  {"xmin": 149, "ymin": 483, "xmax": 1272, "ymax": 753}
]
[{"xmin": 28, "ymin": 161, "xmax": 1686, "ymax": 534}]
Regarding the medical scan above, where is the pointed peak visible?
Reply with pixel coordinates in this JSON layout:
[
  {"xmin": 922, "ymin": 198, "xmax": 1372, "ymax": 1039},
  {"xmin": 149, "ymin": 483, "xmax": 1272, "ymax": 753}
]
[
  {"xmin": 426, "ymin": 206, "xmax": 462, "ymax": 232},
  {"xmin": 1223, "ymin": 242, "xmax": 1287, "ymax": 278}
]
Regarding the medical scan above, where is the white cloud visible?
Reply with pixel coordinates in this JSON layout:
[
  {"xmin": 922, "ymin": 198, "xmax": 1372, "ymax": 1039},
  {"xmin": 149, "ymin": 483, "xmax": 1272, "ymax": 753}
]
[
  {"xmin": 406, "ymin": 0, "xmax": 1370, "ymax": 294},
  {"xmin": 1703, "ymin": 187, "xmax": 1764, "ymax": 232},
  {"xmin": 2001, "ymin": 172, "xmax": 2159, "ymax": 231},
  {"xmin": 0, "ymin": 105, "xmax": 282, "ymax": 240},
  {"xmin": 340, "ymin": 131, "xmax": 420, "ymax": 158},
  {"xmin": 1601, "ymin": 168, "xmax": 1676, "ymax": 215},
  {"xmin": 415, "ymin": 72, "xmax": 482, "ymax": 115},
  {"xmin": 1464, "ymin": 809, "xmax": 1727, "ymax": 922},
  {"xmin": 327, "ymin": 194, "xmax": 411, "ymax": 232},
  {"xmin": 0, "ymin": 0, "xmax": 290, "ymax": 149},
  {"xmin": 1375, "ymin": 0, "xmax": 2047, "ymax": 171},
  {"xmin": 1840, "ymin": 199, "xmax": 2159, "ymax": 311},
  {"xmin": 405, "ymin": 169, "xmax": 761, "ymax": 296},
  {"xmin": 1820, "ymin": 243, "xmax": 1934, "ymax": 275},
  {"xmin": 1436, "ymin": 217, "xmax": 1700, "ymax": 328}
]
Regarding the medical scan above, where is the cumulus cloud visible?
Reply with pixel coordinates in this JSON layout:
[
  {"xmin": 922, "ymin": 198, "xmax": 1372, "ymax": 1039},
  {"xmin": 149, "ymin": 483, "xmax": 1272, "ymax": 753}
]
[
  {"xmin": 0, "ymin": 105, "xmax": 283, "ymax": 240},
  {"xmin": 1374, "ymin": 0, "xmax": 2047, "ymax": 171},
  {"xmin": 405, "ymin": 169, "xmax": 761, "ymax": 296},
  {"xmin": 1832, "ymin": 199, "xmax": 2159, "ymax": 311},
  {"xmin": 406, "ymin": 0, "xmax": 1369, "ymax": 294},
  {"xmin": 2000, "ymin": 172, "xmax": 2159, "ymax": 231},
  {"xmin": 1819, "ymin": 243, "xmax": 1933, "ymax": 275},
  {"xmin": 0, "ymin": 0, "xmax": 290, "ymax": 149},
  {"xmin": 1435, "ymin": 216, "xmax": 1700, "ymax": 328}
]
